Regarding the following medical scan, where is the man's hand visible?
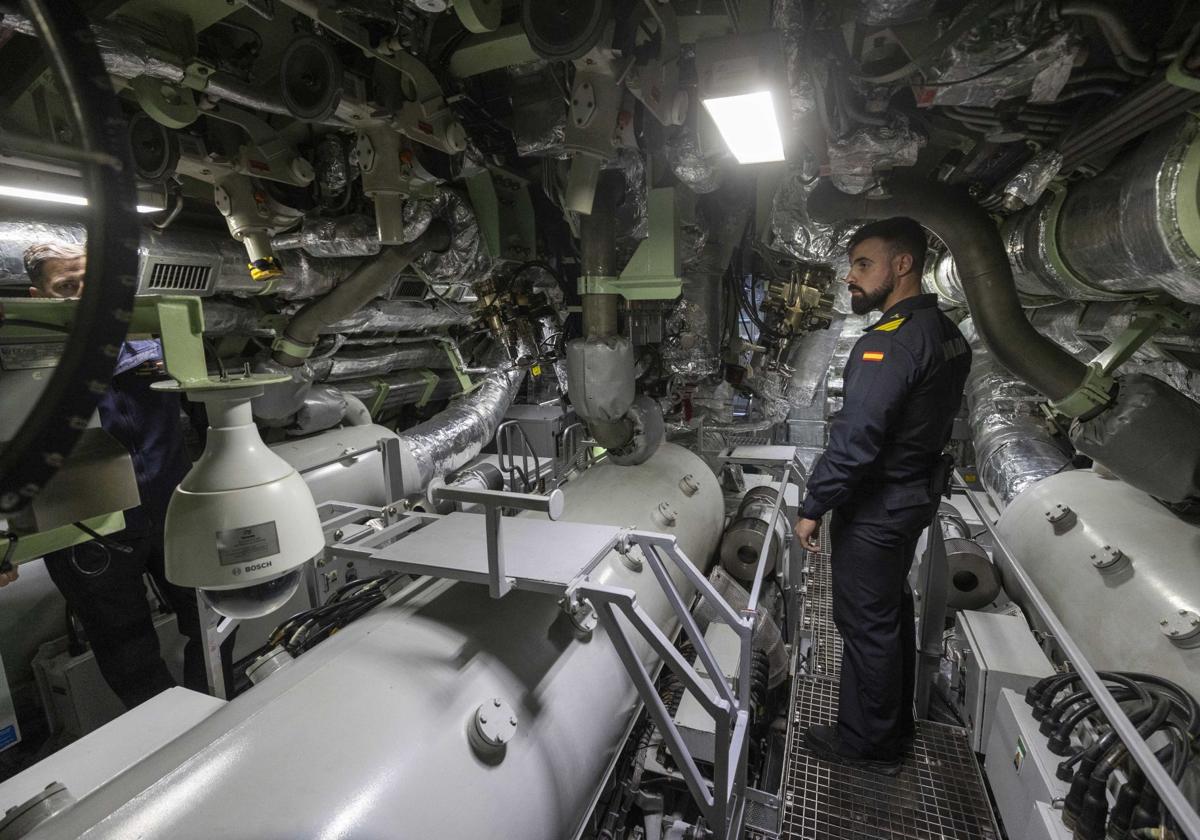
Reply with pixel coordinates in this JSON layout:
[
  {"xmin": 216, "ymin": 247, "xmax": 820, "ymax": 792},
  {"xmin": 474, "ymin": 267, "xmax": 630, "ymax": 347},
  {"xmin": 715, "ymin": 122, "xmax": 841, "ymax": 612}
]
[
  {"xmin": 794, "ymin": 517, "xmax": 821, "ymax": 553},
  {"xmin": 0, "ymin": 565, "xmax": 18, "ymax": 587}
]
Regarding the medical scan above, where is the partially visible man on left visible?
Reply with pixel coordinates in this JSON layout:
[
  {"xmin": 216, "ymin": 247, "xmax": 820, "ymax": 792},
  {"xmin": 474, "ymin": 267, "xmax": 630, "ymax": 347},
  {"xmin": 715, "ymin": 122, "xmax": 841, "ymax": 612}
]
[{"xmin": 12, "ymin": 241, "xmax": 209, "ymax": 708}]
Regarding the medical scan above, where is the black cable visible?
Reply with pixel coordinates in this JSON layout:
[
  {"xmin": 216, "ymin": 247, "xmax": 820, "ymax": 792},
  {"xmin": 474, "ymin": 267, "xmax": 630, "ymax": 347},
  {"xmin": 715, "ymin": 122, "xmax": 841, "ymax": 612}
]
[
  {"xmin": 919, "ymin": 38, "xmax": 1051, "ymax": 87},
  {"xmin": 0, "ymin": 319, "xmax": 72, "ymax": 334}
]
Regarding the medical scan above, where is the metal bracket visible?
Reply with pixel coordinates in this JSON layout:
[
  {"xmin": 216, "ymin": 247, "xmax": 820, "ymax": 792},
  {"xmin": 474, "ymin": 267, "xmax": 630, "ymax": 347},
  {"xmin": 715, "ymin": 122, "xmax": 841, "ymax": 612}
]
[
  {"xmin": 578, "ymin": 188, "xmax": 682, "ymax": 300},
  {"xmin": 1046, "ymin": 362, "xmax": 1115, "ymax": 419},
  {"xmin": 0, "ymin": 296, "xmax": 286, "ymax": 391},
  {"xmin": 496, "ymin": 419, "xmax": 542, "ymax": 493},
  {"xmin": 1090, "ymin": 303, "xmax": 1189, "ymax": 378}
]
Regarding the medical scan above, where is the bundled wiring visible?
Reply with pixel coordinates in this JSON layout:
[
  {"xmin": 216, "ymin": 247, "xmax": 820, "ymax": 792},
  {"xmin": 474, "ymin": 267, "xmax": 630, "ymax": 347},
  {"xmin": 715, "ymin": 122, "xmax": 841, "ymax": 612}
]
[
  {"xmin": 1024, "ymin": 670, "xmax": 1200, "ymax": 838},
  {"xmin": 266, "ymin": 572, "xmax": 405, "ymax": 656}
]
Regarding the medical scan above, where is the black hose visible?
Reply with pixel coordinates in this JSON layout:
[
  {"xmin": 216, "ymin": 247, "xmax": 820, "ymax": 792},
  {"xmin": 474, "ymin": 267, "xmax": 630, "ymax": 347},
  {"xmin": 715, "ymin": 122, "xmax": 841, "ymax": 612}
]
[
  {"xmin": 1058, "ymin": 0, "xmax": 1153, "ymax": 64},
  {"xmin": 0, "ymin": 0, "xmax": 140, "ymax": 516},
  {"xmin": 807, "ymin": 175, "xmax": 1089, "ymax": 402}
]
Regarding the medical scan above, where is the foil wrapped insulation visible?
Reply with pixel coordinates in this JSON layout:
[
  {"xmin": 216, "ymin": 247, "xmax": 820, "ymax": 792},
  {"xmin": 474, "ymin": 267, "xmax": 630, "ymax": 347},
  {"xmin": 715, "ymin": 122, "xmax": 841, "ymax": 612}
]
[
  {"xmin": 272, "ymin": 215, "xmax": 382, "ymax": 258},
  {"xmin": 308, "ymin": 342, "xmax": 451, "ymax": 382},
  {"xmin": 1052, "ymin": 117, "xmax": 1200, "ymax": 305},
  {"xmin": 919, "ymin": 30, "xmax": 1079, "ymax": 107},
  {"xmin": 415, "ymin": 189, "xmax": 492, "ymax": 287},
  {"xmin": 314, "ymin": 134, "xmax": 352, "ymax": 207},
  {"xmin": 297, "ymin": 299, "xmax": 473, "ymax": 333},
  {"xmin": 508, "ymin": 61, "xmax": 568, "ymax": 159},
  {"xmin": 1027, "ymin": 301, "xmax": 1200, "ymax": 404},
  {"xmin": 667, "ymin": 129, "xmax": 724, "ymax": 195},
  {"xmin": 1003, "ymin": 149, "xmax": 1063, "ymax": 207},
  {"xmin": 0, "ymin": 221, "xmax": 86, "ymax": 286},
  {"xmin": 771, "ymin": 0, "xmax": 819, "ymax": 141},
  {"xmin": 827, "ymin": 122, "xmax": 924, "ymax": 195},
  {"xmin": 923, "ymin": 250, "xmax": 968, "ymax": 309},
  {"xmin": 857, "ymin": 0, "xmax": 937, "ymax": 26},
  {"xmin": 767, "ymin": 168, "xmax": 853, "ymax": 267},
  {"xmin": 666, "ymin": 184, "xmax": 755, "ymax": 378},
  {"xmin": 201, "ymin": 299, "xmax": 473, "ymax": 336},
  {"xmin": 960, "ymin": 318, "xmax": 1072, "ymax": 508},
  {"xmin": 2, "ymin": 14, "xmax": 305, "ymax": 120},
  {"xmin": 607, "ymin": 149, "xmax": 649, "ymax": 267},
  {"xmin": 395, "ymin": 361, "xmax": 526, "ymax": 493}
]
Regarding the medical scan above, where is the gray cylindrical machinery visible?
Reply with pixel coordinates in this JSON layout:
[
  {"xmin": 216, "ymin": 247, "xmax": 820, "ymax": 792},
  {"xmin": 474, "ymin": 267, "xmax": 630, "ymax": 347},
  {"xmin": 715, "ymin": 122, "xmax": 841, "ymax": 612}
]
[
  {"xmin": 23, "ymin": 444, "xmax": 723, "ymax": 840},
  {"xmin": 944, "ymin": 538, "xmax": 1000, "ymax": 611},
  {"xmin": 1004, "ymin": 115, "xmax": 1200, "ymax": 305},
  {"xmin": 719, "ymin": 486, "xmax": 787, "ymax": 582},
  {"xmin": 996, "ymin": 469, "xmax": 1200, "ymax": 698}
]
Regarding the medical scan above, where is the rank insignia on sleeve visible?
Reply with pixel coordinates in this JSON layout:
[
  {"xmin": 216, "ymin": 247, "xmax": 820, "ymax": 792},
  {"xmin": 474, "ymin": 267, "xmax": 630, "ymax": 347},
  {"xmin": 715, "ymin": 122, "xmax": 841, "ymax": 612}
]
[{"xmin": 862, "ymin": 351, "xmax": 885, "ymax": 361}]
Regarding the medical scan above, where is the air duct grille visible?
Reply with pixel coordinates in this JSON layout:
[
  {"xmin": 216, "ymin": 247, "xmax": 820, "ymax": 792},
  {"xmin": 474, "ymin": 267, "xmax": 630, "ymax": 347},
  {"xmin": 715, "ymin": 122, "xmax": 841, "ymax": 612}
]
[{"xmin": 139, "ymin": 257, "xmax": 216, "ymax": 296}]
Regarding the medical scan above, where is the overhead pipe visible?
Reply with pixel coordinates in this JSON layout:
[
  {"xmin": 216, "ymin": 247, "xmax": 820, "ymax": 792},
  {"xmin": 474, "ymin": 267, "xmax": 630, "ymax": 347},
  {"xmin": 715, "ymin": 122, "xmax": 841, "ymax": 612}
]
[
  {"xmin": 566, "ymin": 172, "xmax": 665, "ymax": 466},
  {"xmin": 272, "ymin": 220, "xmax": 449, "ymax": 367},
  {"xmin": 0, "ymin": 12, "xmax": 356, "ymax": 122},
  {"xmin": 808, "ymin": 175, "xmax": 1087, "ymax": 402},
  {"xmin": 808, "ymin": 175, "xmax": 1200, "ymax": 503}
]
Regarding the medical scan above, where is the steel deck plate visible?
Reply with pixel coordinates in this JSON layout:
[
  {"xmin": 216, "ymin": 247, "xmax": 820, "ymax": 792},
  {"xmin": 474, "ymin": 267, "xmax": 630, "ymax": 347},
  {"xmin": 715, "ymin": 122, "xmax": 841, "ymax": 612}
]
[{"xmin": 779, "ymin": 518, "xmax": 1000, "ymax": 839}]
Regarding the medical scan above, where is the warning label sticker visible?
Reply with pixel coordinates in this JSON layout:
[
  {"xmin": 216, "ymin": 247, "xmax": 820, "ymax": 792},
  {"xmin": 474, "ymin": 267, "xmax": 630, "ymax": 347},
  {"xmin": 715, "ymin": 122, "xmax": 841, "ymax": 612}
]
[
  {"xmin": 216, "ymin": 522, "xmax": 280, "ymax": 567},
  {"xmin": 0, "ymin": 725, "xmax": 17, "ymax": 750}
]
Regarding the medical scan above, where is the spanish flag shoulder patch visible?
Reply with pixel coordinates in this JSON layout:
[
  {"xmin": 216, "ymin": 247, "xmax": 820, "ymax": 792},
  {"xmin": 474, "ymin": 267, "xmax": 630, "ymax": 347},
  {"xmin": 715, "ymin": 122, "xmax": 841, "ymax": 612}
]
[
  {"xmin": 862, "ymin": 351, "xmax": 885, "ymax": 362},
  {"xmin": 872, "ymin": 315, "xmax": 908, "ymax": 332}
]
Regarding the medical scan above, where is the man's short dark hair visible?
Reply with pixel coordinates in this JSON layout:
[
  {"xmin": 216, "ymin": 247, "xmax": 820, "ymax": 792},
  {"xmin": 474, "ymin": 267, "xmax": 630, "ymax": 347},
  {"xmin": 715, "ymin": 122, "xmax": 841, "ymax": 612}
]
[
  {"xmin": 847, "ymin": 217, "xmax": 928, "ymax": 277},
  {"xmin": 24, "ymin": 241, "xmax": 86, "ymax": 289}
]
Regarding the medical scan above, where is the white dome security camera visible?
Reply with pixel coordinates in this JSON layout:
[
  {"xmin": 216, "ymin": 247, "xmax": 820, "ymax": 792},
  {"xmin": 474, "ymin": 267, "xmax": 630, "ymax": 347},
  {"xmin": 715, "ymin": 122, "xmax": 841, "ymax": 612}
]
[{"xmin": 165, "ymin": 386, "xmax": 325, "ymax": 619}]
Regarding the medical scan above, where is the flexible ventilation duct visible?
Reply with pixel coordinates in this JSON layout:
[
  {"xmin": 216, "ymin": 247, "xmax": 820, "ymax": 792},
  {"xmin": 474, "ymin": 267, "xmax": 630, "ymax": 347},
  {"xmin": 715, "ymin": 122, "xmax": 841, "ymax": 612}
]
[
  {"xmin": 392, "ymin": 363, "xmax": 526, "ymax": 495},
  {"xmin": 1005, "ymin": 116, "xmax": 1200, "ymax": 305},
  {"xmin": 960, "ymin": 319, "xmax": 1073, "ymax": 508}
]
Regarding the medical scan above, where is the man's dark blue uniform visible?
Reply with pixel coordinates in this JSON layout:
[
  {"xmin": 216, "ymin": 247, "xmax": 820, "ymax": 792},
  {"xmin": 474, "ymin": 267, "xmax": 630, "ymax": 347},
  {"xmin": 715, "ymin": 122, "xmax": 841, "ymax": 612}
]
[{"xmin": 801, "ymin": 293, "xmax": 971, "ymax": 759}]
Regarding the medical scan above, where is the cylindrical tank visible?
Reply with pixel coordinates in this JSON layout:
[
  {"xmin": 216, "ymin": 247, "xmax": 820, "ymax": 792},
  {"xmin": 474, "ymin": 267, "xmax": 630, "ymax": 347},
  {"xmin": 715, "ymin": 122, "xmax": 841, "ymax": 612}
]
[
  {"xmin": 271, "ymin": 422, "xmax": 400, "ymax": 507},
  {"xmin": 719, "ymin": 486, "xmax": 787, "ymax": 582},
  {"xmin": 996, "ymin": 470, "xmax": 1200, "ymax": 697},
  {"xmin": 24, "ymin": 443, "xmax": 724, "ymax": 840}
]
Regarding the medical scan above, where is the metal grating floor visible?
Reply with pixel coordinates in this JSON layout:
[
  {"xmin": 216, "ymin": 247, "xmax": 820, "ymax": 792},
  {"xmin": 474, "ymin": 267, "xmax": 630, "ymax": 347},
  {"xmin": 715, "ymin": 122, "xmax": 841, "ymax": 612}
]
[{"xmin": 777, "ymin": 520, "xmax": 1000, "ymax": 840}]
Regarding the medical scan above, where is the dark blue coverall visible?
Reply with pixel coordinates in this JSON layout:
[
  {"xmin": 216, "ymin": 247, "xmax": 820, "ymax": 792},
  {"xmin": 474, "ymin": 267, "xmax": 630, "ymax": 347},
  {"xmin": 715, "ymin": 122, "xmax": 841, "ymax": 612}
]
[
  {"xmin": 43, "ymin": 340, "xmax": 208, "ymax": 708},
  {"xmin": 799, "ymin": 293, "xmax": 971, "ymax": 758}
]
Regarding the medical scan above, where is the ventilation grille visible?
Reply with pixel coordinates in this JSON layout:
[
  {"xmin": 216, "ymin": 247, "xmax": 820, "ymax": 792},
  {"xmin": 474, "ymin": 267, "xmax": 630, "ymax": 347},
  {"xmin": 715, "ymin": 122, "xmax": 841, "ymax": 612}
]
[{"xmin": 139, "ymin": 257, "xmax": 216, "ymax": 296}]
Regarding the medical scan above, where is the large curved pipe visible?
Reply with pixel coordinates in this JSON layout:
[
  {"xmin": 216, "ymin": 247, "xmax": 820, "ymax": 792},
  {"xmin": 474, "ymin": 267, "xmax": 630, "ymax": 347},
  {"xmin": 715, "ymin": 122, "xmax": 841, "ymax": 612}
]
[
  {"xmin": 1057, "ymin": 1, "xmax": 1152, "ymax": 65},
  {"xmin": 272, "ymin": 220, "xmax": 449, "ymax": 366},
  {"xmin": 807, "ymin": 175, "xmax": 1088, "ymax": 401}
]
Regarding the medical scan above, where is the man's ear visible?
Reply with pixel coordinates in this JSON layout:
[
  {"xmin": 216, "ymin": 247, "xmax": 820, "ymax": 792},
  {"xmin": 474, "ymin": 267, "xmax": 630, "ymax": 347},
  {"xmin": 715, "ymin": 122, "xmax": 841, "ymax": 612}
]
[{"xmin": 894, "ymin": 251, "xmax": 913, "ymax": 277}]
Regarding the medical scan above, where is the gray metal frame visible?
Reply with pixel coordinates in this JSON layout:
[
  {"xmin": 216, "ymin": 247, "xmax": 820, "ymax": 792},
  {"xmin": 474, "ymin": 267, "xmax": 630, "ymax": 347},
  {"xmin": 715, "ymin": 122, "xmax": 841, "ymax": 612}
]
[
  {"xmin": 205, "ymin": 441, "xmax": 805, "ymax": 837},
  {"xmin": 952, "ymin": 472, "xmax": 1200, "ymax": 838}
]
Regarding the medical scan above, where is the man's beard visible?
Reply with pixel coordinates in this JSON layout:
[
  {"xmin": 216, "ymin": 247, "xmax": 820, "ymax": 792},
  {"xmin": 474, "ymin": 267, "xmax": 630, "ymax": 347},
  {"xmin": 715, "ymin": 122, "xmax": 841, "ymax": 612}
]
[{"xmin": 849, "ymin": 276, "xmax": 895, "ymax": 315}]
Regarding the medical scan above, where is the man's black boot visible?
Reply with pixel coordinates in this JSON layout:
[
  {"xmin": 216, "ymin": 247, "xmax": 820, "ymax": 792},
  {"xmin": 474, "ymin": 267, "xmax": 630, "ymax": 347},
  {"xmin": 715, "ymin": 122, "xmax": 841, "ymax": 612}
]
[{"xmin": 804, "ymin": 724, "xmax": 903, "ymax": 776}]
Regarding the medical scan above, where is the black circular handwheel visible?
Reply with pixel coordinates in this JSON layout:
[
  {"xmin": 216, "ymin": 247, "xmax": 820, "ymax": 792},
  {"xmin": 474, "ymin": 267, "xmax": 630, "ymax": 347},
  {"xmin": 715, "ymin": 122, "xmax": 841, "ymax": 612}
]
[
  {"xmin": 0, "ymin": 0, "xmax": 140, "ymax": 516},
  {"xmin": 279, "ymin": 35, "xmax": 344, "ymax": 122},
  {"xmin": 521, "ymin": 0, "xmax": 611, "ymax": 62},
  {"xmin": 128, "ymin": 111, "xmax": 179, "ymax": 182}
]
